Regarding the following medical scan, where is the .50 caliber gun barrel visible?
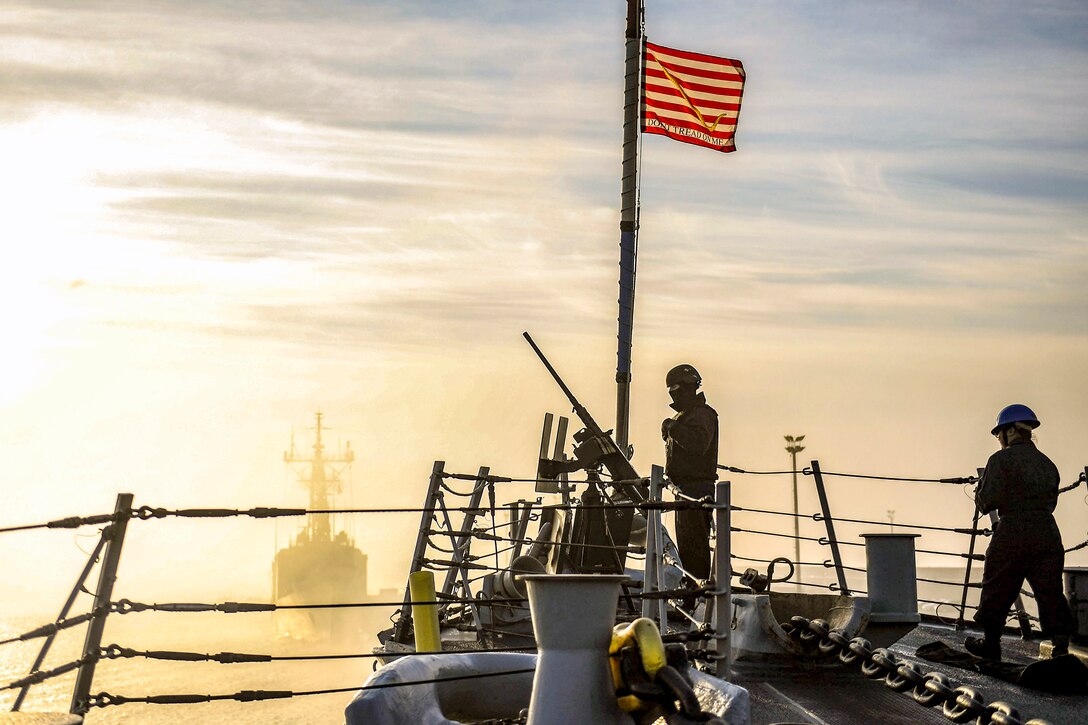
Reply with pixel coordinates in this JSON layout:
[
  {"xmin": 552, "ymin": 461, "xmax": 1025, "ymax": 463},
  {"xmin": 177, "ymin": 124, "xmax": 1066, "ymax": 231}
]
[{"xmin": 522, "ymin": 332, "xmax": 644, "ymax": 500}]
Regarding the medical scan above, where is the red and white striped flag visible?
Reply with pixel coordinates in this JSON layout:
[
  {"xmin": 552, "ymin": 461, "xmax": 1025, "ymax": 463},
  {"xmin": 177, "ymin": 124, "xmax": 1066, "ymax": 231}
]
[{"xmin": 641, "ymin": 40, "xmax": 745, "ymax": 153}]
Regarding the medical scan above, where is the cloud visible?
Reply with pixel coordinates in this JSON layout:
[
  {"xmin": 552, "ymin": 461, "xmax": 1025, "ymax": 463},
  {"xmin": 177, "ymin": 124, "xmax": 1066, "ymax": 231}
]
[{"xmin": 1, "ymin": 0, "xmax": 1084, "ymax": 352}]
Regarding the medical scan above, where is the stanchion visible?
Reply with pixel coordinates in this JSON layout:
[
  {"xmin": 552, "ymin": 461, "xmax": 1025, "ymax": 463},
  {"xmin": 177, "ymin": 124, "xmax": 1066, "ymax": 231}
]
[
  {"xmin": 71, "ymin": 493, "xmax": 134, "ymax": 715},
  {"xmin": 642, "ymin": 466, "xmax": 667, "ymax": 629},
  {"xmin": 712, "ymin": 480, "xmax": 731, "ymax": 680},
  {"xmin": 810, "ymin": 460, "xmax": 849, "ymax": 595}
]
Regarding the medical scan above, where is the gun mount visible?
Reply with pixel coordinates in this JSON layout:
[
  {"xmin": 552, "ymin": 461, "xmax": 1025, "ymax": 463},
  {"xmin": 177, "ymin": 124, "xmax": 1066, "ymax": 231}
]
[
  {"xmin": 524, "ymin": 332, "xmax": 648, "ymax": 574},
  {"xmin": 523, "ymin": 332, "xmax": 647, "ymax": 503}
]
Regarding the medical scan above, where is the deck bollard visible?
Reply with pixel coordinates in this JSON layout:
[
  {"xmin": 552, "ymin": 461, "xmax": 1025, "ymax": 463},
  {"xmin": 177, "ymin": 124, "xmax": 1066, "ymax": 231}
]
[
  {"xmin": 409, "ymin": 570, "xmax": 442, "ymax": 652},
  {"xmin": 861, "ymin": 533, "xmax": 920, "ymax": 624},
  {"xmin": 519, "ymin": 574, "xmax": 630, "ymax": 725}
]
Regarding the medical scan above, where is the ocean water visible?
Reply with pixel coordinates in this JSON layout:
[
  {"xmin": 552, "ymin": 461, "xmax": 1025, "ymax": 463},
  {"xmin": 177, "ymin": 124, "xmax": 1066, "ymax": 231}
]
[{"xmin": 0, "ymin": 609, "xmax": 396, "ymax": 724}]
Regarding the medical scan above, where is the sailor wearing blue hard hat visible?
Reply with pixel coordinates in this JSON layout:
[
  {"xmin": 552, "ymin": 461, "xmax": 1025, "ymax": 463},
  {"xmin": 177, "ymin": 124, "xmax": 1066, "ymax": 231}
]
[{"xmin": 965, "ymin": 404, "xmax": 1074, "ymax": 661}]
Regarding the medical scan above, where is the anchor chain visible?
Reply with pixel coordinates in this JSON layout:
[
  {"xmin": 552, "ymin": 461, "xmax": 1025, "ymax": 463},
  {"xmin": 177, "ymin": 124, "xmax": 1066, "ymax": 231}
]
[{"xmin": 783, "ymin": 615, "xmax": 1054, "ymax": 725}]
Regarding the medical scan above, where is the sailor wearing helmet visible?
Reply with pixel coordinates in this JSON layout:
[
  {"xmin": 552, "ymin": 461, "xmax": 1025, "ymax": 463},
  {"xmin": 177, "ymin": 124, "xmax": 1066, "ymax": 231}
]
[
  {"xmin": 661, "ymin": 364, "xmax": 719, "ymax": 588},
  {"xmin": 965, "ymin": 404, "xmax": 1075, "ymax": 661}
]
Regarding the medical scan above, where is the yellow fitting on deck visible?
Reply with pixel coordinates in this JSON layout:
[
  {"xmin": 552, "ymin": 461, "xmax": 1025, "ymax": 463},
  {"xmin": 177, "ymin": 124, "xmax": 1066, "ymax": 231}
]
[
  {"xmin": 409, "ymin": 570, "xmax": 441, "ymax": 653},
  {"xmin": 609, "ymin": 617, "xmax": 667, "ymax": 712}
]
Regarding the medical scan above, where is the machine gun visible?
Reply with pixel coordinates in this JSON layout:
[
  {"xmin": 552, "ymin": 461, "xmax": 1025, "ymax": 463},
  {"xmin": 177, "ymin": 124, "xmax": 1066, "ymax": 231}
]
[
  {"xmin": 523, "ymin": 332, "xmax": 646, "ymax": 502},
  {"xmin": 523, "ymin": 332, "xmax": 648, "ymax": 575}
]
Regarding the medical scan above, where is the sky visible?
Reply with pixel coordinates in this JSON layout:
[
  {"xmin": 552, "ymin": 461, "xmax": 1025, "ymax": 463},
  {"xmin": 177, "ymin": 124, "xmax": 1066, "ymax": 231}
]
[{"xmin": 0, "ymin": 0, "xmax": 1086, "ymax": 617}]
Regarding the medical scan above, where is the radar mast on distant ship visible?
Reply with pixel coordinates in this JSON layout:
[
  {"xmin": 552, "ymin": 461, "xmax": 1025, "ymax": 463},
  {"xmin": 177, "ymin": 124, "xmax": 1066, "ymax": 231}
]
[
  {"xmin": 274, "ymin": 412, "xmax": 368, "ymax": 640},
  {"xmin": 284, "ymin": 411, "xmax": 354, "ymax": 544}
]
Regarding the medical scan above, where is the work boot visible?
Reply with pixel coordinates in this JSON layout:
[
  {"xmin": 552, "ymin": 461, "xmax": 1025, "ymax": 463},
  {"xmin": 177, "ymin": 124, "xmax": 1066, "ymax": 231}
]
[
  {"xmin": 965, "ymin": 636, "xmax": 1001, "ymax": 661},
  {"xmin": 1050, "ymin": 635, "xmax": 1070, "ymax": 657}
]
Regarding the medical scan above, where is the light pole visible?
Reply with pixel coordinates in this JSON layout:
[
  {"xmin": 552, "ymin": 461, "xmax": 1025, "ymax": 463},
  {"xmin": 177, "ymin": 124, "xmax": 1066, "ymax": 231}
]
[{"xmin": 784, "ymin": 435, "xmax": 806, "ymax": 585}]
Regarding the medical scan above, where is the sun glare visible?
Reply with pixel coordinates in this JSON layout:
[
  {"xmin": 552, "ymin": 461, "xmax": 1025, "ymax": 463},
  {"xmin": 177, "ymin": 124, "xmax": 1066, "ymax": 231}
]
[{"xmin": 0, "ymin": 115, "xmax": 108, "ymax": 403}]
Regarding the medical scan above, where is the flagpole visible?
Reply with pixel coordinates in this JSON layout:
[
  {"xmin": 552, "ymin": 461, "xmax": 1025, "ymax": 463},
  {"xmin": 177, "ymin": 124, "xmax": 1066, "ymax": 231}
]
[{"xmin": 615, "ymin": 0, "xmax": 643, "ymax": 455}]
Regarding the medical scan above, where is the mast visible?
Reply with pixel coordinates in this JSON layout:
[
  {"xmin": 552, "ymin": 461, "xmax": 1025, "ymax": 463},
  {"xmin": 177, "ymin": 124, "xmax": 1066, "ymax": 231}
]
[
  {"xmin": 284, "ymin": 412, "xmax": 354, "ymax": 542},
  {"xmin": 615, "ymin": 0, "xmax": 643, "ymax": 454}
]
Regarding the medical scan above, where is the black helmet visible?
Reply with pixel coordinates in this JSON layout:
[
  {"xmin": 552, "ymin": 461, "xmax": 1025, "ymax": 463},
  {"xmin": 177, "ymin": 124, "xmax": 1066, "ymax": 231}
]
[{"xmin": 666, "ymin": 364, "xmax": 701, "ymax": 390}]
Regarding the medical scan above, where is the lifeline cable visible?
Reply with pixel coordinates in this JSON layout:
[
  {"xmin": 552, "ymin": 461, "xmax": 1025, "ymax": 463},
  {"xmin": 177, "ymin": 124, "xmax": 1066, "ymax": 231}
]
[
  {"xmin": 99, "ymin": 643, "xmax": 537, "ymax": 664},
  {"xmin": 810, "ymin": 512, "xmax": 988, "ymax": 536},
  {"xmin": 110, "ymin": 596, "xmax": 528, "ymax": 615},
  {"xmin": 790, "ymin": 579, "xmax": 981, "ymax": 612},
  {"xmin": 719, "ymin": 464, "xmax": 977, "ymax": 484},
  {"xmin": 0, "ymin": 608, "xmax": 106, "ymax": 646},
  {"xmin": 0, "ymin": 511, "xmax": 128, "ymax": 535},
  {"xmin": 718, "ymin": 466, "xmax": 801, "ymax": 475},
  {"xmin": 110, "ymin": 586, "xmax": 682, "ymax": 616},
  {"xmin": 421, "ymin": 527, "xmax": 644, "ymax": 554},
  {"xmin": 86, "ymin": 668, "xmax": 538, "ymax": 708},
  {"xmin": 440, "ymin": 471, "xmax": 628, "ymax": 487},
  {"xmin": 1, "ymin": 656, "xmax": 96, "ymax": 691},
  {"xmin": 1057, "ymin": 470, "xmax": 1085, "ymax": 494},
  {"xmin": 815, "ymin": 470, "xmax": 977, "ymax": 484},
  {"xmin": 129, "ymin": 502, "xmax": 700, "ymax": 522},
  {"xmin": 1066, "ymin": 537, "xmax": 1088, "ymax": 554},
  {"xmin": 733, "ymin": 503, "xmax": 989, "ymax": 536}
]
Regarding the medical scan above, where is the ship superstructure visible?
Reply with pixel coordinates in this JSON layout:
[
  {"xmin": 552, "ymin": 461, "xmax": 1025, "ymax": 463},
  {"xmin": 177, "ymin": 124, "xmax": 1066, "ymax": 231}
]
[{"xmin": 273, "ymin": 412, "xmax": 368, "ymax": 640}]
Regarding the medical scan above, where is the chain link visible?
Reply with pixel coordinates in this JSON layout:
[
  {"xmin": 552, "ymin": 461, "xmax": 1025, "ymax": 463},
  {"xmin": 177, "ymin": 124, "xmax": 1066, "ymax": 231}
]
[{"xmin": 785, "ymin": 615, "xmax": 1054, "ymax": 725}]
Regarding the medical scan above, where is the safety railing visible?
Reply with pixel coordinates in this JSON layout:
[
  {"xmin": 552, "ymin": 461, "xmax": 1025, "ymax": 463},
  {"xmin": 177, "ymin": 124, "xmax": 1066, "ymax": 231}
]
[
  {"xmin": 716, "ymin": 461, "xmax": 1087, "ymax": 635},
  {"xmin": 0, "ymin": 465, "xmax": 693, "ymax": 714},
  {"xmin": 1, "ymin": 460, "xmax": 1084, "ymax": 718}
]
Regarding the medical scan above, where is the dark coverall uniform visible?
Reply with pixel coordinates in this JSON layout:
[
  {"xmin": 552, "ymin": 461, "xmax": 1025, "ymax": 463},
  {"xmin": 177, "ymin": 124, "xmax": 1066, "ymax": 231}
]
[
  {"xmin": 973, "ymin": 440, "xmax": 1074, "ymax": 639},
  {"xmin": 663, "ymin": 392, "xmax": 719, "ymax": 581}
]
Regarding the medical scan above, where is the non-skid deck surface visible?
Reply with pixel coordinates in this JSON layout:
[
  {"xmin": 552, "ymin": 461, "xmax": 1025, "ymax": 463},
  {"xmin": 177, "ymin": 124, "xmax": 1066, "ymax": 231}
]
[
  {"xmin": 734, "ymin": 623, "xmax": 1087, "ymax": 724},
  {"xmin": 737, "ymin": 668, "xmax": 948, "ymax": 724}
]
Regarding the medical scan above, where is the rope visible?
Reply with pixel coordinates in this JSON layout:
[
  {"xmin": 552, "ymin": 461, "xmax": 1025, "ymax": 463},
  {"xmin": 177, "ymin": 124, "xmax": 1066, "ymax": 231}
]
[
  {"xmin": 437, "ymin": 481, "xmax": 479, "ymax": 498},
  {"xmin": 86, "ymin": 668, "xmax": 538, "ymax": 708}
]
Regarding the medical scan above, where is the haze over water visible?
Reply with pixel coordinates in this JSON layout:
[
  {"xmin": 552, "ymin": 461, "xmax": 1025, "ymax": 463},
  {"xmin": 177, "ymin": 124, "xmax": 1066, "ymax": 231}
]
[
  {"xmin": 1, "ymin": 1, "xmax": 1086, "ymax": 720},
  {"xmin": 0, "ymin": 612, "xmax": 391, "ymax": 723}
]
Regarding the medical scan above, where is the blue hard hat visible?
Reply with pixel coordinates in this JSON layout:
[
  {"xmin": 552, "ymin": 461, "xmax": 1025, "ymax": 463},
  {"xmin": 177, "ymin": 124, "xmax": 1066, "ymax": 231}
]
[{"xmin": 991, "ymin": 404, "xmax": 1040, "ymax": 435}]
